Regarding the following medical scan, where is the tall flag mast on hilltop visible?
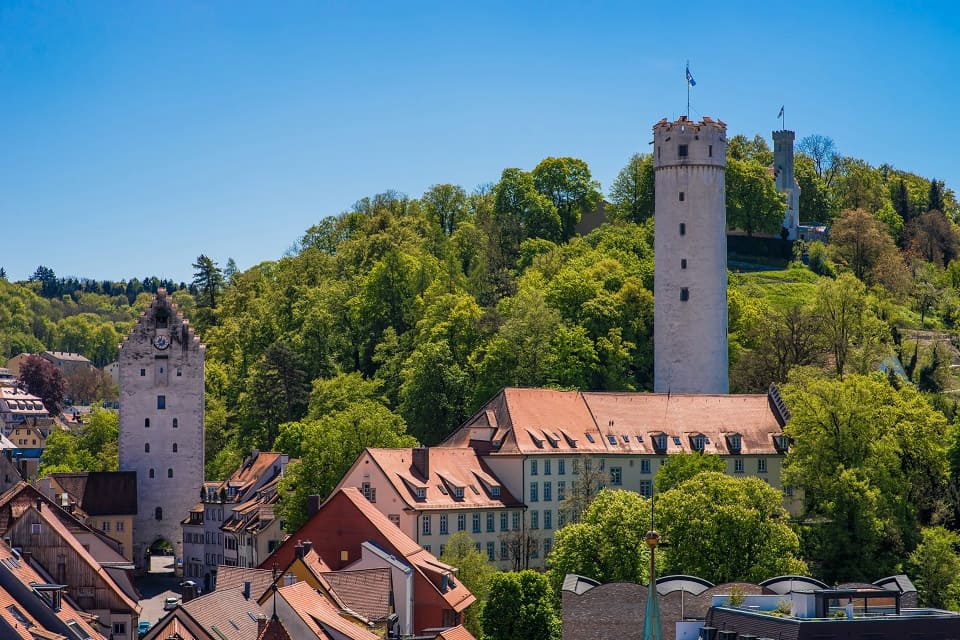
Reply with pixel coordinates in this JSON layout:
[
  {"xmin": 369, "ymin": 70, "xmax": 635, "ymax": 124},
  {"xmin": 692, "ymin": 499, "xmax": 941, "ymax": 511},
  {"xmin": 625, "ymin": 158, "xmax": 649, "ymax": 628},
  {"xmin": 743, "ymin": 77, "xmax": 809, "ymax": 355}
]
[{"xmin": 685, "ymin": 61, "xmax": 696, "ymax": 119}]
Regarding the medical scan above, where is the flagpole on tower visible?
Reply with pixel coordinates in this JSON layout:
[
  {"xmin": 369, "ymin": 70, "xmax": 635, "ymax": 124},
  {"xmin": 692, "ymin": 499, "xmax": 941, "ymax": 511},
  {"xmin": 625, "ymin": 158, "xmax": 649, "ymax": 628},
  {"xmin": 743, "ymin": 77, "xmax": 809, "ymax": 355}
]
[{"xmin": 778, "ymin": 105, "xmax": 785, "ymax": 130}]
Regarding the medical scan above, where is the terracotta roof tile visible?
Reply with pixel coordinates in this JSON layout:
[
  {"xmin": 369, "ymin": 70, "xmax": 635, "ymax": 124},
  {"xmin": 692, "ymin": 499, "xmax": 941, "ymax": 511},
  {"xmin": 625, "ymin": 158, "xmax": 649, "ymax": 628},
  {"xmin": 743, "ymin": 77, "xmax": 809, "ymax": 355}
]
[
  {"xmin": 215, "ymin": 565, "xmax": 276, "ymax": 601},
  {"xmin": 278, "ymin": 581, "xmax": 380, "ymax": 640},
  {"xmin": 319, "ymin": 568, "xmax": 392, "ymax": 622},
  {"xmin": 358, "ymin": 448, "xmax": 521, "ymax": 511},
  {"xmin": 442, "ymin": 388, "xmax": 784, "ymax": 456},
  {"xmin": 435, "ymin": 624, "xmax": 478, "ymax": 640},
  {"xmin": 180, "ymin": 585, "xmax": 267, "ymax": 639}
]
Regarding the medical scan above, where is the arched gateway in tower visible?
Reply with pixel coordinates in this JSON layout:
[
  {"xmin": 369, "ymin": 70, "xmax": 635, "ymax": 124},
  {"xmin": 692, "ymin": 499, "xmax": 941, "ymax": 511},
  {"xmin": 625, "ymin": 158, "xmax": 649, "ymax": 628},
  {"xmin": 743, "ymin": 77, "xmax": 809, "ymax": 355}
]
[
  {"xmin": 653, "ymin": 115, "xmax": 729, "ymax": 394},
  {"xmin": 118, "ymin": 289, "xmax": 205, "ymax": 573}
]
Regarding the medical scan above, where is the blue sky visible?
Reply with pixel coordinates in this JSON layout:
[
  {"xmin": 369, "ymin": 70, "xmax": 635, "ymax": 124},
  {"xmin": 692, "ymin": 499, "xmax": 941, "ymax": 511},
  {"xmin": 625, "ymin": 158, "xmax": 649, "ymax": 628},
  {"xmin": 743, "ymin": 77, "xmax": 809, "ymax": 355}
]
[{"xmin": 2, "ymin": 1, "xmax": 958, "ymax": 283}]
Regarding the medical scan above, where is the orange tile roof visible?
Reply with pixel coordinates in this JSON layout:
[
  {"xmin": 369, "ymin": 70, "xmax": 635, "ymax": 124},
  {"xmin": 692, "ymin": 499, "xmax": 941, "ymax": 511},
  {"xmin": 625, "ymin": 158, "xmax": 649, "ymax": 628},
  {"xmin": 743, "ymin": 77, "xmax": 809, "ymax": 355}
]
[
  {"xmin": 442, "ymin": 388, "xmax": 783, "ymax": 455},
  {"xmin": 336, "ymin": 489, "xmax": 475, "ymax": 613},
  {"xmin": 277, "ymin": 581, "xmax": 380, "ymax": 640},
  {"xmin": 179, "ymin": 585, "xmax": 267, "ymax": 639},
  {"xmin": 357, "ymin": 448, "xmax": 521, "ymax": 511},
  {"xmin": 319, "ymin": 568, "xmax": 393, "ymax": 622},
  {"xmin": 435, "ymin": 624, "xmax": 478, "ymax": 640}
]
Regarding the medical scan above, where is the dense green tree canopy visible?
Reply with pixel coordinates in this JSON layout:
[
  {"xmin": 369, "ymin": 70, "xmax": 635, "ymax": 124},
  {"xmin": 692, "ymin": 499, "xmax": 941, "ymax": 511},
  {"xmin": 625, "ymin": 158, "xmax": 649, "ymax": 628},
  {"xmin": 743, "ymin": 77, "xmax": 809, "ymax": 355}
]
[{"xmin": 482, "ymin": 570, "xmax": 559, "ymax": 640}]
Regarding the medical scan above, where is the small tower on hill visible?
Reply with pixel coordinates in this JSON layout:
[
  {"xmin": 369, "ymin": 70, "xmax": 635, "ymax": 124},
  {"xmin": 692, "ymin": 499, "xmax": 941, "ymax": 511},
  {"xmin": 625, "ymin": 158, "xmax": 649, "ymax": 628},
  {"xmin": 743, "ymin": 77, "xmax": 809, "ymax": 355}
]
[
  {"xmin": 774, "ymin": 129, "xmax": 801, "ymax": 239},
  {"xmin": 118, "ymin": 289, "xmax": 204, "ymax": 573},
  {"xmin": 653, "ymin": 116, "xmax": 729, "ymax": 394}
]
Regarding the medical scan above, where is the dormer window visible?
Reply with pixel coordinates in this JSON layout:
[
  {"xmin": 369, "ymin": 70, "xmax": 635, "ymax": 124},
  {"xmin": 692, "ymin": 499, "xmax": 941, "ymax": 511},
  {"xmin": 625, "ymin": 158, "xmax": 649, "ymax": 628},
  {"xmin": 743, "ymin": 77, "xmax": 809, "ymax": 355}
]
[
  {"xmin": 490, "ymin": 486, "xmax": 501, "ymax": 498},
  {"xmin": 727, "ymin": 433, "xmax": 742, "ymax": 452},
  {"xmin": 773, "ymin": 434, "xmax": 790, "ymax": 453},
  {"xmin": 415, "ymin": 487, "xmax": 426, "ymax": 500},
  {"xmin": 691, "ymin": 434, "xmax": 707, "ymax": 451},
  {"xmin": 454, "ymin": 487, "xmax": 464, "ymax": 499},
  {"xmin": 652, "ymin": 434, "xmax": 668, "ymax": 452}
]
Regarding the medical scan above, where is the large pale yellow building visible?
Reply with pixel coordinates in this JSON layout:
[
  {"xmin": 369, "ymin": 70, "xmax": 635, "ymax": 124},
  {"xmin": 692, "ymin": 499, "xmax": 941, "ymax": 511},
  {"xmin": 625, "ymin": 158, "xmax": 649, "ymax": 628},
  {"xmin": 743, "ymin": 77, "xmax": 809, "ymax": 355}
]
[{"xmin": 338, "ymin": 386, "xmax": 796, "ymax": 571}]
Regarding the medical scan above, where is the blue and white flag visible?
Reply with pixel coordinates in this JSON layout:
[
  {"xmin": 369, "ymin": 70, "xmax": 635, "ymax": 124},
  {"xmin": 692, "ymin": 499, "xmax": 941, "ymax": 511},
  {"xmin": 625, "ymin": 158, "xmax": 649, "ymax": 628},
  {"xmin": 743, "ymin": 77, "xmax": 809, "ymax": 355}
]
[
  {"xmin": 778, "ymin": 105, "xmax": 784, "ymax": 118},
  {"xmin": 686, "ymin": 64, "xmax": 696, "ymax": 87}
]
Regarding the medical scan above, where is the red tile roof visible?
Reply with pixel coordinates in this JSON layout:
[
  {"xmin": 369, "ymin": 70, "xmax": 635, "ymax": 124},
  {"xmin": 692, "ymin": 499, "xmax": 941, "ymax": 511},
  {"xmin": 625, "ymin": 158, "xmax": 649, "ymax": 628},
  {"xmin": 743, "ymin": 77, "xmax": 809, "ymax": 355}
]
[
  {"xmin": 277, "ymin": 581, "xmax": 380, "ymax": 640},
  {"xmin": 319, "ymin": 567, "xmax": 393, "ymax": 623},
  {"xmin": 352, "ymin": 448, "xmax": 522, "ymax": 511},
  {"xmin": 435, "ymin": 625, "xmax": 478, "ymax": 640},
  {"xmin": 443, "ymin": 388, "xmax": 783, "ymax": 455},
  {"xmin": 215, "ymin": 565, "xmax": 276, "ymax": 601}
]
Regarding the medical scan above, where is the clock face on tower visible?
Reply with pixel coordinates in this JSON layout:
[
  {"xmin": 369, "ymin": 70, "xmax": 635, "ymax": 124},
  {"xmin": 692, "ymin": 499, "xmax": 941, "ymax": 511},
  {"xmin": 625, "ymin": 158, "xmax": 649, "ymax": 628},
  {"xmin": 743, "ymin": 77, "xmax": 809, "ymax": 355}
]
[{"xmin": 153, "ymin": 335, "xmax": 170, "ymax": 350}]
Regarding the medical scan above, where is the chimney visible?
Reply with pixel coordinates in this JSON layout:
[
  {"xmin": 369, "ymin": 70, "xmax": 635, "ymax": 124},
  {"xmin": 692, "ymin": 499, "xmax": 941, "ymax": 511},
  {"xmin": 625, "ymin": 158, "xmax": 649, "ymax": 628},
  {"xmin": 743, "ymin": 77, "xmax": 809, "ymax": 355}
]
[
  {"xmin": 301, "ymin": 540, "xmax": 312, "ymax": 557},
  {"xmin": 294, "ymin": 540, "xmax": 304, "ymax": 559},
  {"xmin": 243, "ymin": 581, "xmax": 251, "ymax": 600},
  {"xmin": 412, "ymin": 447, "xmax": 429, "ymax": 481},
  {"xmin": 307, "ymin": 495, "xmax": 321, "ymax": 517},
  {"xmin": 182, "ymin": 582, "xmax": 197, "ymax": 602},
  {"xmin": 22, "ymin": 551, "xmax": 31, "ymax": 566}
]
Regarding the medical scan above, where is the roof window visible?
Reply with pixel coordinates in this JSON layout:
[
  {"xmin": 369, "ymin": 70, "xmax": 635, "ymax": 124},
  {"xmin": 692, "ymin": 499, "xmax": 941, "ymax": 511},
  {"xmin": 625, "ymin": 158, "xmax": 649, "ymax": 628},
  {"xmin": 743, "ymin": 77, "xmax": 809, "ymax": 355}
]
[
  {"xmin": 672, "ymin": 436, "xmax": 682, "ymax": 446},
  {"xmin": 585, "ymin": 434, "xmax": 595, "ymax": 443},
  {"xmin": 607, "ymin": 435, "xmax": 617, "ymax": 445},
  {"xmin": 636, "ymin": 435, "xmax": 643, "ymax": 443}
]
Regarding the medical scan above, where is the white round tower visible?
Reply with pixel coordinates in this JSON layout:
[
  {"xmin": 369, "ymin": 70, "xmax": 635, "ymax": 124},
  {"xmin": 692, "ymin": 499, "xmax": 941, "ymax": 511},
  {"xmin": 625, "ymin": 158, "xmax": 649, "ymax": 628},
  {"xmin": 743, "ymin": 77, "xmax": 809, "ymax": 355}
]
[{"xmin": 653, "ymin": 115, "xmax": 728, "ymax": 394}]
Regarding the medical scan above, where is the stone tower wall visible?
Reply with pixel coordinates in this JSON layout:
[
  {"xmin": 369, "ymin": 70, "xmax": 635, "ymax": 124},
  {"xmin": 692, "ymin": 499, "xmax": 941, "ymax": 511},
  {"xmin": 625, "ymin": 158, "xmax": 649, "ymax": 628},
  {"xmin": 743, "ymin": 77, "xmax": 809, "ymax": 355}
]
[
  {"xmin": 118, "ymin": 289, "xmax": 204, "ymax": 572},
  {"xmin": 653, "ymin": 116, "xmax": 729, "ymax": 394},
  {"xmin": 774, "ymin": 129, "xmax": 800, "ymax": 237}
]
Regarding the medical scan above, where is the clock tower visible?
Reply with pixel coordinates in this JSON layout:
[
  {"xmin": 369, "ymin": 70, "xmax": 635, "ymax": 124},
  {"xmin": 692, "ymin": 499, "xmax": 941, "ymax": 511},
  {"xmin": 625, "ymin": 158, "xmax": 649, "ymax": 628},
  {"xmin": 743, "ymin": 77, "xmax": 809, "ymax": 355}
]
[{"xmin": 118, "ymin": 289, "xmax": 205, "ymax": 573}]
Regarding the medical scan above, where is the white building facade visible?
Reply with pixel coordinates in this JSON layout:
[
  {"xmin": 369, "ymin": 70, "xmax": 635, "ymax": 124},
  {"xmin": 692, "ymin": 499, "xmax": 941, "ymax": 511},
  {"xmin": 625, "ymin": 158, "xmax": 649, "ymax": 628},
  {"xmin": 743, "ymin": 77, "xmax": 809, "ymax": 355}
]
[
  {"xmin": 118, "ymin": 289, "xmax": 205, "ymax": 573},
  {"xmin": 653, "ymin": 115, "xmax": 729, "ymax": 394}
]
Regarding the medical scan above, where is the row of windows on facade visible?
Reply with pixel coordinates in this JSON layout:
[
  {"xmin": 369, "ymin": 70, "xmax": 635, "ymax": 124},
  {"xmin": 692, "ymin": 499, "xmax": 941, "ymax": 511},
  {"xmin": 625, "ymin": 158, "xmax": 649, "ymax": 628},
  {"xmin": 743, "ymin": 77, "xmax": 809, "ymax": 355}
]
[
  {"xmin": 424, "ymin": 537, "xmax": 555, "ymax": 563},
  {"xmin": 99, "ymin": 520, "xmax": 125, "ymax": 533},
  {"xmin": 140, "ymin": 368, "xmax": 182, "ymax": 377},
  {"xmin": 143, "ymin": 416, "xmax": 178, "ymax": 428},
  {"xmin": 143, "ymin": 442, "xmax": 178, "ymax": 453},
  {"xmin": 145, "ymin": 468, "xmax": 176, "ymax": 478},
  {"xmin": 529, "ymin": 458, "xmax": 766, "ymax": 481},
  {"xmin": 530, "ymin": 431, "xmax": 755, "ymax": 456},
  {"xmin": 420, "ymin": 508, "xmax": 570, "ymax": 536}
]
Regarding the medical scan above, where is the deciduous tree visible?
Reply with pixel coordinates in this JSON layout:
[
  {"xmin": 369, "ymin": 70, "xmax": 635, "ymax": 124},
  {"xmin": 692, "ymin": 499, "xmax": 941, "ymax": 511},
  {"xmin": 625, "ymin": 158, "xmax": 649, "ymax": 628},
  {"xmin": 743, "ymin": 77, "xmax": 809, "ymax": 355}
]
[
  {"xmin": 439, "ymin": 532, "xmax": 496, "ymax": 638},
  {"xmin": 482, "ymin": 570, "xmax": 559, "ymax": 640},
  {"xmin": 726, "ymin": 157, "xmax": 785, "ymax": 236},
  {"xmin": 608, "ymin": 153, "xmax": 654, "ymax": 224},
  {"xmin": 653, "ymin": 452, "xmax": 726, "ymax": 493},
  {"xmin": 18, "ymin": 354, "xmax": 65, "ymax": 414},
  {"xmin": 532, "ymin": 157, "xmax": 601, "ymax": 241}
]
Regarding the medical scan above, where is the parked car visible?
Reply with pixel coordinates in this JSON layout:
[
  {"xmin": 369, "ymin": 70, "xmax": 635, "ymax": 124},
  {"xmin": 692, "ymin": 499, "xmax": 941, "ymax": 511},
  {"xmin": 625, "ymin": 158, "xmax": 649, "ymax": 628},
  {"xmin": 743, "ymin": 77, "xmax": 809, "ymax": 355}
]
[
  {"xmin": 138, "ymin": 620, "xmax": 151, "ymax": 637},
  {"xmin": 163, "ymin": 597, "xmax": 179, "ymax": 611}
]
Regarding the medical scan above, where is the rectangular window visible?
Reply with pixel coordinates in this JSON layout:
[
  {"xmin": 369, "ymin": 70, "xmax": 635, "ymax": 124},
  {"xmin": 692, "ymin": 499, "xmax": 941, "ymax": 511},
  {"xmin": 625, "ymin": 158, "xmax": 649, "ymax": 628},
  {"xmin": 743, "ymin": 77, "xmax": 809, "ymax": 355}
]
[
  {"xmin": 512, "ymin": 511, "xmax": 521, "ymax": 531},
  {"xmin": 544, "ymin": 509, "xmax": 552, "ymax": 530},
  {"xmin": 543, "ymin": 460, "xmax": 551, "ymax": 475},
  {"xmin": 641, "ymin": 459, "xmax": 651, "ymax": 474},
  {"xmin": 610, "ymin": 467, "xmax": 622, "ymax": 486},
  {"xmin": 501, "ymin": 540, "xmax": 509, "ymax": 560},
  {"xmin": 544, "ymin": 537, "xmax": 553, "ymax": 556},
  {"xmin": 572, "ymin": 459, "xmax": 579, "ymax": 475},
  {"xmin": 529, "ymin": 482, "xmax": 538, "ymax": 502},
  {"xmin": 157, "ymin": 395, "xmax": 166, "ymax": 410},
  {"xmin": 486, "ymin": 512, "xmax": 495, "ymax": 533},
  {"xmin": 424, "ymin": 545, "xmax": 431, "ymax": 553},
  {"xmin": 389, "ymin": 514, "xmax": 401, "ymax": 526},
  {"xmin": 439, "ymin": 515, "xmax": 448, "ymax": 535},
  {"xmin": 530, "ymin": 460, "xmax": 538, "ymax": 476},
  {"xmin": 472, "ymin": 513, "xmax": 481, "ymax": 533},
  {"xmin": 709, "ymin": 144, "xmax": 713, "ymax": 157},
  {"xmin": 440, "ymin": 544, "xmax": 445, "ymax": 557},
  {"xmin": 530, "ymin": 510, "xmax": 539, "ymax": 530},
  {"xmin": 734, "ymin": 458, "xmax": 745, "ymax": 473},
  {"xmin": 679, "ymin": 223, "xmax": 686, "ymax": 236},
  {"xmin": 679, "ymin": 191, "xmax": 685, "ymax": 202},
  {"xmin": 639, "ymin": 480, "xmax": 652, "ymax": 498},
  {"xmin": 116, "ymin": 521, "xmax": 124, "ymax": 532},
  {"xmin": 101, "ymin": 521, "xmax": 110, "ymax": 532},
  {"xmin": 487, "ymin": 541, "xmax": 495, "ymax": 562},
  {"xmin": 558, "ymin": 459, "xmax": 565, "ymax": 475},
  {"xmin": 758, "ymin": 458, "xmax": 767, "ymax": 473},
  {"xmin": 678, "ymin": 144, "xmax": 688, "ymax": 157},
  {"xmin": 543, "ymin": 482, "xmax": 552, "ymax": 502},
  {"xmin": 500, "ymin": 512, "xmax": 509, "ymax": 531},
  {"xmin": 559, "ymin": 509, "xmax": 567, "ymax": 528},
  {"xmin": 457, "ymin": 514, "xmax": 466, "ymax": 531},
  {"xmin": 113, "ymin": 622, "xmax": 127, "ymax": 635},
  {"xmin": 422, "ymin": 516, "xmax": 431, "ymax": 536},
  {"xmin": 681, "ymin": 258, "xmax": 687, "ymax": 269},
  {"xmin": 680, "ymin": 287, "xmax": 689, "ymax": 301},
  {"xmin": 140, "ymin": 368, "xmax": 145, "ymax": 377},
  {"xmin": 557, "ymin": 481, "xmax": 566, "ymax": 501}
]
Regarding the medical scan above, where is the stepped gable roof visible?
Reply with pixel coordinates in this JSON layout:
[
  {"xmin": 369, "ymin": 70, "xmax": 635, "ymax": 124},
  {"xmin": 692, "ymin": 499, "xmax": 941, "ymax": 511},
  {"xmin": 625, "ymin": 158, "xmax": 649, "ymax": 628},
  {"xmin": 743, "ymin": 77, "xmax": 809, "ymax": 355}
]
[
  {"xmin": 47, "ymin": 471, "xmax": 137, "ymax": 516},
  {"xmin": 0, "ymin": 543, "xmax": 105, "ymax": 639},
  {"xmin": 176, "ymin": 585, "xmax": 267, "ymax": 640},
  {"xmin": 319, "ymin": 567, "xmax": 393, "ymax": 623},
  {"xmin": 435, "ymin": 625, "xmax": 478, "ymax": 640},
  {"xmin": 277, "ymin": 581, "xmax": 380, "ymax": 640},
  {"xmin": 442, "ymin": 387, "xmax": 782, "ymax": 455},
  {"xmin": 215, "ymin": 565, "xmax": 276, "ymax": 602},
  {"xmin": 357, "ymin": 447, "xmax": 521, "ymax": 510}
]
